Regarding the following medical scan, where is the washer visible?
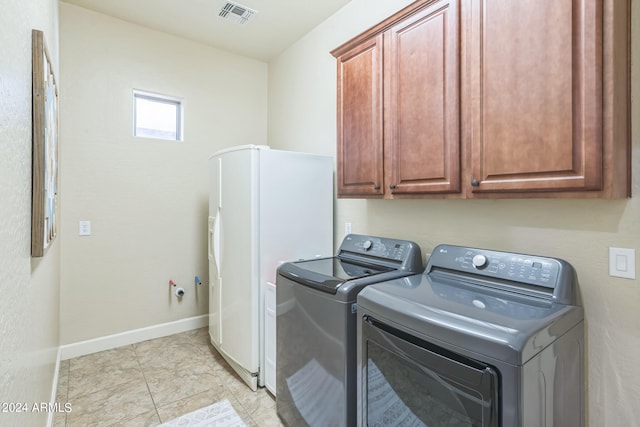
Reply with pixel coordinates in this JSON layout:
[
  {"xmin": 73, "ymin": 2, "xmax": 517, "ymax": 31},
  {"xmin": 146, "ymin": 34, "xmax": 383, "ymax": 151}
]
[
  {"xmin": 276, "ymin": 234, "xmax": 423, "ymax": 427},
  {"xmin": 358, "ymin": 244, "xmax": 585, "ymax": 427}
]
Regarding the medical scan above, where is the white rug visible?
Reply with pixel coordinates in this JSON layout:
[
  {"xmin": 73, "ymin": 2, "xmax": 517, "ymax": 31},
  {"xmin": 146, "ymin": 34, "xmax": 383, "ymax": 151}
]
[{"xmin": 161, "ymin": 399, "xmax": 247, "ymax": 427}]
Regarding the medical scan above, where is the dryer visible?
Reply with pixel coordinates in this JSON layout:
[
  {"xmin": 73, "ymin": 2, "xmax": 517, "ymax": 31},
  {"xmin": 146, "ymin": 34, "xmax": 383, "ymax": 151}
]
[{"xmin": 358, "ymin": 244, "xmax": 584, "ymax": 426}]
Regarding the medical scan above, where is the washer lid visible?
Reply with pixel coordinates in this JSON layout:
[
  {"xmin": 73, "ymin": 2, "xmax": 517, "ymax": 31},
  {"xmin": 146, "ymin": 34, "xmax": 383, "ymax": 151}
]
[
  {"xmin": 357, "ymin": 273, "xmax": 584, "ymax": 365},
  {"xmin": 279, "ymin": 257, "xmax": 393, "ymax": 294}
]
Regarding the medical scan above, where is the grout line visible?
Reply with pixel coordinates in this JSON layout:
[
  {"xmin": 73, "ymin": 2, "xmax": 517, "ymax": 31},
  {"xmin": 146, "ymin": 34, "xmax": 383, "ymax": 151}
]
[
  {"xmin": 66, "ymin": 344, "xmax": 157, "ymax": 426},
  {"xmin": 132, "ymin": 342, "xmax": 162, "ymax": 423},
  {"xmin": 56, "ymin": 328, "xmax": 279, "ymax": 426}
]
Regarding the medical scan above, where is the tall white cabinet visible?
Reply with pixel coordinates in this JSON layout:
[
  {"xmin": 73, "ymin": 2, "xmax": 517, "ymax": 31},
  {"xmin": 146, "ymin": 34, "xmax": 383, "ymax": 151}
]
[{"xmin": 208, "ymin": 145, "xmax": 333, "ymax": 390}]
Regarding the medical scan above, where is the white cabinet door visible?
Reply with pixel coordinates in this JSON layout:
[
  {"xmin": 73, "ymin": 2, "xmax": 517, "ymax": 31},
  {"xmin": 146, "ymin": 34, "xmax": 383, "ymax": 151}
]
[
  {"xmin": 264, "ymin": 281, "xmax": 277, "ymax": 395},
  {"xmin": 218, "ymin": 149, "xmax": 259, "ymax": 372}
]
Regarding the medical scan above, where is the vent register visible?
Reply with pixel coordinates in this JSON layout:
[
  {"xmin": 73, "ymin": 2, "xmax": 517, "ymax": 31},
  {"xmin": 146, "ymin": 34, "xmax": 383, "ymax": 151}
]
[{"xmin": 218, "ymin": 1, "xmax": 257, "ymax": 24}]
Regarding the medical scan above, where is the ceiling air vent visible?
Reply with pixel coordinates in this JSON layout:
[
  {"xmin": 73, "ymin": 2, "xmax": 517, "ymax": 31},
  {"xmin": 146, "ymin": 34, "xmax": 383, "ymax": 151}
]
[{"xmin": 218, "ymin": 1, "xmax": 258, "ymax": 25}]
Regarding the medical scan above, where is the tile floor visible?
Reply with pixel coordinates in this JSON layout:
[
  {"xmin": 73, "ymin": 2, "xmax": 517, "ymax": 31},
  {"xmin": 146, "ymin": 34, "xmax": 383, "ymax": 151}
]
[{"xmin": 53, "ymin": 328, "xmax": 284, "ymax": 426}]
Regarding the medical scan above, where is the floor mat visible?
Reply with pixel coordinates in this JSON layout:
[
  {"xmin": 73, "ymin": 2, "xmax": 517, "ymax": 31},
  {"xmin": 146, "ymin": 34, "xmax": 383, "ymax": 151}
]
[{"xmin": 161, "ymin": 399, "xmax": 246, "ymax": 427}]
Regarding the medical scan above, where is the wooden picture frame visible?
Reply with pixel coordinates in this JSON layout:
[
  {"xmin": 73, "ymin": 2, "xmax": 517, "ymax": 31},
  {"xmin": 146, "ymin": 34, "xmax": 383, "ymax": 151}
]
[{"xmin": 31, "ymin": 29, "xmax": 59, "ymax": 257}]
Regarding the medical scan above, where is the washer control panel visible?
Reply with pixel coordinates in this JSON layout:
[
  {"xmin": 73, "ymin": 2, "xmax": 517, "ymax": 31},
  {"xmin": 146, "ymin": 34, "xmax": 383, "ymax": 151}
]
[
  {"xmin": 430, "ymin": 245, "xmax": 563, "ymax": 289},
  {"xmin": 338, "ymin": 234, "xmax": 422, "ymax": 269}
]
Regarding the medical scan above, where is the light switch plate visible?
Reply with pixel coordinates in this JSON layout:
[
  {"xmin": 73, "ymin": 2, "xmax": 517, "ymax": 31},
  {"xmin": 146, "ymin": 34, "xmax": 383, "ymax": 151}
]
[
  {"xmin": 344, "ymin": 222, "xmax": 352, "ymax": 236},
  {"xmin": 79, "ymin": 220, "xmax": 91, "ymax": 236},
  {"xmin": 609, "ymin": 247, "xmax": 635, "ymax": 279}
]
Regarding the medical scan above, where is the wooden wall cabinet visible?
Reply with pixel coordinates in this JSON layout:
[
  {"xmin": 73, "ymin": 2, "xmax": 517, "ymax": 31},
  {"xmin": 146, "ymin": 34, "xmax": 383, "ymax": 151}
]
[
  {"xmin": 465, "ymin": 0, "xmax": 630, "ymax": 198},
  {"xmin": 333, "ymin": 34, "xmax": 384, "ymax": 197},
  {"xmin": 333, "ymin": 0, "xmax": 460, "ymax": 197},
  {"xmin": 332, "ymin": 0, "xmax": 630, "ymax": 199}
]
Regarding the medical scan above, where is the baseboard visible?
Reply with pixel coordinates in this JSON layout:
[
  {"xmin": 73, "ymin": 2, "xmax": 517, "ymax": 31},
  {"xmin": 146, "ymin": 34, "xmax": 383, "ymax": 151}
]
[
  {"xmin": 47, "ymin": 348, "xmax": 62, "ymax": 427},
  {"xmin": 59, "ymin": 314, "xmax": 208, "ymax": 360}
]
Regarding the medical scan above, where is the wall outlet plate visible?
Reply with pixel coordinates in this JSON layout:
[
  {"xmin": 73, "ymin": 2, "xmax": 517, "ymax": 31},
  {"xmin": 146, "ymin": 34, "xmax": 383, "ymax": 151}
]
[{"xmin": 609, "ymin": 247, "xmax": 635, "ymax": 279}]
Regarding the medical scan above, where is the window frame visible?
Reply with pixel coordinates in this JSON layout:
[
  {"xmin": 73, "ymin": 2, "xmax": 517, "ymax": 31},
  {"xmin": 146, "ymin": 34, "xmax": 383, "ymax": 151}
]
[{"xmin": 133, "ymin": 90, "xmax": 184, "ymax": 141}]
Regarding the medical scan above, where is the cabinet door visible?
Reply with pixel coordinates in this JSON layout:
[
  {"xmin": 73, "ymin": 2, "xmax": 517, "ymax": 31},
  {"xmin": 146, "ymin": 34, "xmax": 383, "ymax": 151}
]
[
  {"xmin": 264, "ymin": 282, "xmax": 276, "ymax": 395},
  {"xmin": 336, "ymin": 35, "xmax": 384, "ymax": 197},
  {"xmin": 386, "ymin": 0, "xmax": 461, "ymax": 195},
  {"xmin": 467, "ymin": 0, "xmax": 603, "ymax": 193}
]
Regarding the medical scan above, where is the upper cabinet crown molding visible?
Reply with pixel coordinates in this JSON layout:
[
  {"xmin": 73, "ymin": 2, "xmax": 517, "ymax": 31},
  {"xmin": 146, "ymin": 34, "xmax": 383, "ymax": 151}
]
[{"xmin": 332, "ymin": 0, "xmax": 630, "ymax": 199}]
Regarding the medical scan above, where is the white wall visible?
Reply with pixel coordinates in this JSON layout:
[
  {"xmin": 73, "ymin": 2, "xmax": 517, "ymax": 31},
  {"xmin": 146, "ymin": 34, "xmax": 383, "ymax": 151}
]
[
  {"xmin": 0, "ymin": 0, "xmax": 61, "ymax": 425},
  {"xmin": 268, "ymin": 0, "xmax": 640, "ymax": 425},
  {"xmin": 59, "ymin": 3, "xmax": 268, "ymax": 344}
]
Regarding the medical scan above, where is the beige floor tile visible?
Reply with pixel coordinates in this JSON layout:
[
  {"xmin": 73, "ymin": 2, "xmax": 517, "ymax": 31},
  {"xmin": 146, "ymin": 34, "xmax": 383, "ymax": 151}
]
[
  {"xmin": 59, "ymin": 328, "xmax": 283, "ymax": 426},
  {"xmin": 65, "ymin": 379, "xmax": 155, "ymax": 427},
  {"xmin": 226, "ymin": 394, "xmax": 259, "ymax": 427},
  {"xmin": 69, "ymin": 345, "xmax": 137, "ymax": 373},
  {"xmin": 133, "ymin": 333, "xmax": 195, "ymax": 356},
  {"xmin": 136, "ymin": 343, "xmax": 213, "ymax": 372},
  {"xmin": 52, "ymin": 411, "xmax": 67, "ymax": 427},
  {"xmin": 109, "ymin": 409, "xmax": 161, "ymax": 427},
  {"xmin": 155, "ymin": 385, "xmax": 231, "ymax": 423},
  {"xmin": 69, "ymin": 365, "xmax": 146, "ymax": 399},
  {"xmin": 56, "ymin": 359, "xmax": 70, "ymax": 401},
  {"xmin": 144, "ymin": 363, "xmax": 222, "ymax": 407},
  {"xmin": 231, "ymin": 386, "xmax": 276, "ymax": 416},
  {"xmin": 250, "ymin": 407, "xmax": 286, "ymax": 427}
]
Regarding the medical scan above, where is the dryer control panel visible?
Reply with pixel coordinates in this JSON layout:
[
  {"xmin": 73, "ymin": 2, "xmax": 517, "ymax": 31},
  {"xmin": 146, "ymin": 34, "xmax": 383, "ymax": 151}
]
[{"xmin": 427, "ymin": 244, "xmax": 579, "ymax": 304}]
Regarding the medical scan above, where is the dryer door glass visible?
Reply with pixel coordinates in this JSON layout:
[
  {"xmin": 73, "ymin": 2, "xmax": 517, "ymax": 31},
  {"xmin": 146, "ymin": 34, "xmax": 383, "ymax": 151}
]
[{"xmin": 362, "ymin": 316, "xmax": 499, "ymax": 427}]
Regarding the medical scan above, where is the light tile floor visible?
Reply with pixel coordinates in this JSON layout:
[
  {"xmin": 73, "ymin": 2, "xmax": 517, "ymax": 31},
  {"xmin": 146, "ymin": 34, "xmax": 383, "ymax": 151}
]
[{"xmin": 53, "ymin": 328, "xmax": 284, "ymax": 426}]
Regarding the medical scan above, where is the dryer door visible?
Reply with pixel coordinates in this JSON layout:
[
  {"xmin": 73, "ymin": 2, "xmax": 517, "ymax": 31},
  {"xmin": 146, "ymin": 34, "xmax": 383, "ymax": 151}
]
[{"xmin": 361, "ymin": 315, "xmax": 500, "ymax": 427}]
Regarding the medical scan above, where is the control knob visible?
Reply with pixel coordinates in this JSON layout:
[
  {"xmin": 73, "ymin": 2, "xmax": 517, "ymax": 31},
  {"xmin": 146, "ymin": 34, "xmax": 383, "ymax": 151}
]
[
  {"xmin": 472, "ymin": 254, "xmax": 488, "ymax": 269},
  {"xmin": 363, "ymin": 240, "xmax": 373, "ymax": 251}
]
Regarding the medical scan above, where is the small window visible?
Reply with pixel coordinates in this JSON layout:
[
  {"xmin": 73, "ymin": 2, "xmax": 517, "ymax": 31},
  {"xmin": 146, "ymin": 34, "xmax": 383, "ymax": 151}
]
[{"xmin": 133, "ymin": 90, "xmax": 183, "ymax": 141}]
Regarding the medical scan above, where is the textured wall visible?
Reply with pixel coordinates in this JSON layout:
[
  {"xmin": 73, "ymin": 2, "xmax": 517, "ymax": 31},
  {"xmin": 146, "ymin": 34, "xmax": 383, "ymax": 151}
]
[
  {"xmin": 268, "ymin": 0, "xmax": 640, "ymax": 425},
  {"xmin": 58, "ymin": 4, "xmax": 268, "ymax": 344},
  {"xmin": 0, "ymin": 0, "xmax": 61, "ymax": 426}
]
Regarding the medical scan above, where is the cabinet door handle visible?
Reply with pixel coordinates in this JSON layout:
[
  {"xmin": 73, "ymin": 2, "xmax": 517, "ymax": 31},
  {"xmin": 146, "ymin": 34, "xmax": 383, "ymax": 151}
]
[
  {"xmin": 471, "ymin": 179, "xmax": 480, "ymax": 187},
  {"xmin": 389, "ymin": 184, "xmax": 397, "ymax": 190},
  {"xmin": 374, "ymin": 184, "xmax": 380, "ymax": 190}
]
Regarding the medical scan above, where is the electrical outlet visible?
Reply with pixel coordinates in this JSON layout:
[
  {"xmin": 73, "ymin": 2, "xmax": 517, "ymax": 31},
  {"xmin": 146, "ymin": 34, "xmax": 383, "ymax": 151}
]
[
  {"xmin": 79, "ymin": 220, "xmax": 91, "ymax": 236},
  {"xmin": 609, "ymin": 247, "xmax": 635, "ymax": 279}
]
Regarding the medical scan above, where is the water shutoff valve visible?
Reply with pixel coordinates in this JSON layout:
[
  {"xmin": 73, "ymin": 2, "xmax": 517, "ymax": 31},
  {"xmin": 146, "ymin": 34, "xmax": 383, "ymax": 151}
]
[{"xmin": 170, "ymin": 280, "xmax": 185, "ymax": 297}]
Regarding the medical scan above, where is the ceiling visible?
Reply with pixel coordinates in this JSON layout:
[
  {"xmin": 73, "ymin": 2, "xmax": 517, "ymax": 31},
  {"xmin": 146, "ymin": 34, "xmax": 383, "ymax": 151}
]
[{"xmin": 61, "ymin": 0, "xmax": 351, "ymax": 61}]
